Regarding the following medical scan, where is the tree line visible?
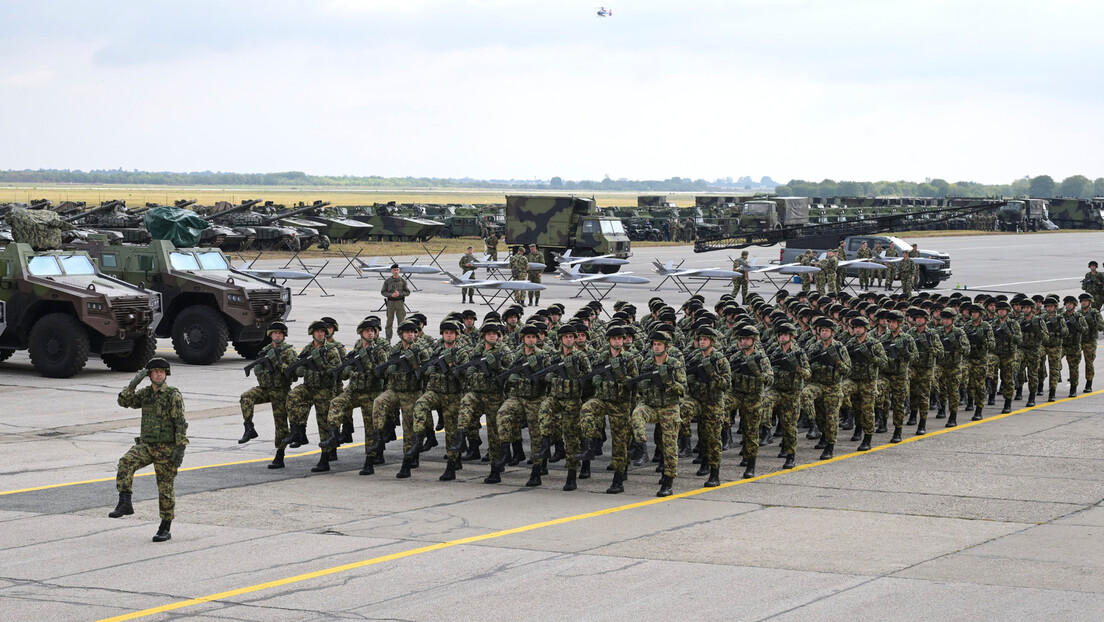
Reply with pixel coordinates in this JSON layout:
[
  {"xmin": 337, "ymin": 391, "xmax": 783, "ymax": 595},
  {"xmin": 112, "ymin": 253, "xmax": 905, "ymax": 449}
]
[{"xmin": 774, "ymin": 175, "xmax": 1104, "ymax": 199}]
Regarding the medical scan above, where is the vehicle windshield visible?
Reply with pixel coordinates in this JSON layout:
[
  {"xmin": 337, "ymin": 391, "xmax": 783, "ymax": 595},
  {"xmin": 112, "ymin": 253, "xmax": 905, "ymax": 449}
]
[
  {"xmin": 197, "ymin": 252, "xmax": 229, "ymax": 270},
  {"xmin": 600, "ymin": 219, "xmax": 625, "ymax": 235},
  {"xmin": 169, "ymin": 252, "xmax": 201, "ymax": 270},
  {"xmin": 27, "ymin": 256, "xmax": 62, "ymax": 276},
  {"xmin": 744, "ymin": 202, "xmax": 772, "ymax": 216},
  {"xmin": 59, "ymin": 255, "xmax": 96, "ymax": 275},
  {"xmin": 26, "ymin": 255, "xmax": 97, "ymax": 276}
]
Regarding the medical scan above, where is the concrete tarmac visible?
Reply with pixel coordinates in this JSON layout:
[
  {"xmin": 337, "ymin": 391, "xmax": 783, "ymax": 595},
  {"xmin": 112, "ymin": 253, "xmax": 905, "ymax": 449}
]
[{"xmin": 1, "ymin": 232, "xmax": 1102, "ymax": 621}]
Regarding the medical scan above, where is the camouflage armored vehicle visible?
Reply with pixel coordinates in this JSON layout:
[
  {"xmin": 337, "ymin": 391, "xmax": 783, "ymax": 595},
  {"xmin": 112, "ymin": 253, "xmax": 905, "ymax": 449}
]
[
  {"xmin": 0, "ymin": 242, "xmax": 162, "ymax": 377},
  {"xmin": 347, "ymin": 203, "xmax": 445, "ymax": 241},
  {"xmin": 162, "ymin": 200, "xmax": 246, "ymax": 250},
  {"xmin": 293, "ymin": 202, "xmax": 374, "ymax": 242},
  {"xmin": 436, "ymin": 213, "xmax": 504, "ymax": 238},
  {"xmin": 638, "ymin": 195, "xmax": 677, "ymax": 209},
  {"xmin": 87, "ymin": 240, "xmax": 291, "ymax": 365},
  {"xmin": 63, "ymin": 199, "xmax": 153, "ymax": 245},
  {"xmin": 505, "ymin": 195, "xmax": 630, "ymax": 272},
  {"xmin": 201, "ymin": 199, "xmax": 303, "ymax": 251},
  {"xmin": 1046, "ymin": 198, "xmax": 1104, "ymax": 230}
]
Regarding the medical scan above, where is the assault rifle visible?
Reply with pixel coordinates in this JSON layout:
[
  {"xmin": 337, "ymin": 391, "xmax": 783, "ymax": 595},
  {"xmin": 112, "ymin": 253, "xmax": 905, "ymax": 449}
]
[
  {"xmin": 373, "ymin": 351, "xmax": 414, "ymax": 378},
  {"xmin": 533, "ymin": 359, "xmax": 568, "ymax": 382},
  {"xmin": 579, "ymin": 361, "xmax": 615, "ymax": 387},
  {"xmin": 284, "ymin": 349, "xmax": 319, "ymax": 380},
  {"xmin": 416, "ymin": 348, "xmax": 457, "ymax": 380},
  {"xmin": 684, "ymin": 360, "xmax": 712, "ymax": 382},
  {"xmin": 496, "ymin": 359, "xmax": 538, "ymax": 387},
  {"xmin": 244, "ymin": 353, "xmax": 276, "ymax": 377},
  {"xmin": 452, "ymin": 353, "xmax": 493, "ymax": 378},
  {"xmin": 626, "ymin": 368, "xmax": 665, "ymax": 390},
  {"xmin": 769, "ymin": 352, "xmax": 796, "ymax": 371},
  {"xmin": 331, "ymin": 351, "xmax": 368, "ymax": 383},
  {"xmin": 846, "ymin": 342, "xmax": 871, "ymax": 363}
]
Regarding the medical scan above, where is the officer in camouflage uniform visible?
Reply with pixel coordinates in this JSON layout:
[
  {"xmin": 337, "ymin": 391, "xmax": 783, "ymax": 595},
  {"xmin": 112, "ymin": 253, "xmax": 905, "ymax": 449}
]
[
  {"xmin": 237, "ymin": 321, "xmax": 298, "ymax": 469},
  {"xmin": 1079, "ymin": 293, "xmax": 1101, "ymax": 392},
  {"xmin": 872, "ymin": 242, "xmax": 885, "ymax": 287},
  {"xmin": 820, "ymin": 250, "xmax": 839, "ymax": 294},
  {"xmin": 409, "ymin": 320, "xmax": 467, "ymax": 481},
  {"xmin": 534, "ymin": 324, "xmax": 592, "ymax": 491},
  {"xmin": 799, "ymin": 249, "xmax": 815, "ymax": 293},
  {"xmin": 841, "ymin": 316, "xmax": 887, "ymax": 450},
  {"xmin": 802, "ymin": 317, "xmax": 852, "ymax": 460},
  {"xmin": 373, "ymin": 320, "xmax": 430, "ymax": 478},
  {"xmin": 880, "ymin": 310, "xmax": 917, "ymax": 442},
  {"xmin": 495, "ymin": 325, "xmax": 550, "ymax": 486},
  {"xmin": 1040, "ymin": 296, "xmax": 1067, "ymax": 402},
  {"xmin": 508, "ymin": 246, "xmax": 529, "ymax": 305},
  {"xmin": 678, "ymin": 326, "xmax": 730, "ymax": 487},
  {"xmin": 729, "ymin": 325, "xmax": 774, "ymax": 478},
  {"xmin": 454, "ymin": 323, "xmax": 510, "ymax": 483},
  {"xmin": 632, "ymin": 330, "xmax": 687, "ymax": 496},
  {"xmin": 459, "ymin": 246, "xmax": 477, "ymax": 303},
  {"xmin": 484, "ymin": 230, "xmax": 499, "ymax": 261},
  {"xmin": 576, "ymin": 325, "xmax": 639, "ymax": 494},
  {"xmin": 991, "ymin": 301, "xmax": 1023, "ymax": 413},
  {"xmin": 731, "ymin": 250, "xmax": 751, "ymax": 303},
  {"xmin": 1061, "ymin": 295, "xmax": 1089, "ymax": 398},
  {"xmin": 1083, "ymin": 261, "xmax": 1104, "ymax": 310},
  {"xmin": 1017, "ymin": 302, "xmax": 1047, "ymax": 407},
  {"xmin": 766, "ymin": 323, "xmax": 810, "ymax": 468},
  {"xmin": 108, "ymin": 358, "xmax": 187, "ymax": 543},
  {"xmin": 318, "ymin": 319, "xmax": 389, "ymax": 474},
  {"xmin": 907, "ymin": 308, "xmax": 943, "ymax": 432},
  {"xmin": 856, "ymin": 241, "xmax": 873, "ymax": 290},
  {"xmin": 936, "ymin": 309, "xmax": 970, "ymax": 426},
  {"xmin": 883, "ymin": 243, "xmax": 900, "ymax": 290},
  {"xmin": 898, "ymin": 254, "xmax": 916, "ymax": 297},
  {"xmin": 963, "ymin": 304, "xmax": 995, "ymax": 420},
  {"xmin": 526, "ymin": 243, "xmax": 544, "ymax": 306},
  {"xmin": 281, "ymin": 321, "xmax": 343, "ymax": 471},
  {"xmin": 381, "ymin": 264, "xmax": 410, "ymax": 341}
]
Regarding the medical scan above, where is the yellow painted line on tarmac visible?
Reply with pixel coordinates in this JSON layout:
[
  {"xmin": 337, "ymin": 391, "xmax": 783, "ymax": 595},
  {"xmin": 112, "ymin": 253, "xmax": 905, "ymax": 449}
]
[{"xmin": 96, "ymin": 389, "xmax": 1104, "ymax": 621}]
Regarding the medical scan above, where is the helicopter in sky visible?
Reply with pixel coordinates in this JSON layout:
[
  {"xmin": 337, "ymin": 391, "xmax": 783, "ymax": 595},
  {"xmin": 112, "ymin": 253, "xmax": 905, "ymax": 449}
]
[{"xmin": 596, "ymin": 7, "xmax": 612, "ymax": 17}]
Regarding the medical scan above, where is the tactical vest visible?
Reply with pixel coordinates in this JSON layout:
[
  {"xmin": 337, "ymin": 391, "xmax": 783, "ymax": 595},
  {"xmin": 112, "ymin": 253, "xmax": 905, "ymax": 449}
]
[{"xmin": 138, "ymin": 387, "xmax": 183, "ymax": 445}]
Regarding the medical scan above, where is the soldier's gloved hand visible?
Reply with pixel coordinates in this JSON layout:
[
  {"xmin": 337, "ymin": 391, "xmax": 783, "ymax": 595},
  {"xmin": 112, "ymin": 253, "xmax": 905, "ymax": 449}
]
[
  {"xmin": 128, "ymin": 370, "xmax": 147, "ymax": 390},
  {"xmin": 171, "ymin": 445, "xmax": 186, "ymax": 469}
]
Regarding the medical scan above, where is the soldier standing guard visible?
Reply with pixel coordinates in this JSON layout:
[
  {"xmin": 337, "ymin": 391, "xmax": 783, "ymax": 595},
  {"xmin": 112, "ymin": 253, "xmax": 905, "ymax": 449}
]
[
  {"xmin": 731, "ymin": 250, "xmax": 751, "ymax": 303},
  {"xmin": 108, "ymin": 358, "xmax": 187, "ymax": 543},
  {"xmin": 526, "ymin": 243, "xmax": 544, "ymax": 306},
  {"xmin": 1083, "ymin": 261, "xmax": 1104, "ymax": 309},
  {"xmin": 459, "ymin": 246, "xmax": 477, "ymax": 304},
  {"xmin": 237, "ymin": 321, "xmax": 299, "ymax": 469},
  {"xmin": 381, "ymin": 264, "xmax": 410, "ymax": 341},
  {"xmin": 508, "ymin": 246, "xmax": 529, "ymax": 305},
  {"xmin": 484, "ymin": 229, "xmax": 500, "ymax": 261},
  {"xmin": 856, "ymin": 241, "xmax": 873, "ymax": 290}
]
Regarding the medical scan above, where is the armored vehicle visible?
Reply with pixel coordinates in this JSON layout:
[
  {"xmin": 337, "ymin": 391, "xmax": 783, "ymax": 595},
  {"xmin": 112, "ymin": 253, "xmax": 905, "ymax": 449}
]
[
  {"xmin": 1046, "ymin": 198, "xmax": 1104, "ymax": 230},
  {"xmin": 505, "ymin": 195, "xmax": 630, "ymax": 272},
  {"xmin": 294, "ymin": 202, "xmax": 374, "ymax": 242},
  {"xmin": 436, "ymin": 213, "xmax": 503, "ymax": 238},
  {"xmin": 63, "ymin": 199, "xmax": 153, "ymax": 245},
  {"xmin": 201, "ymin": 199, "xmax": 303, "ymax": 251},
  {"xmin": 0, "ymin": 243, "xmax": 162, "ymax": 377},
  {"xmin": 347, "ymin": 203, "xmax": 445, "ymax": 241},
  {"xmin": 88, "ymin": 240, "xmax": 291, "ymax": 365}
]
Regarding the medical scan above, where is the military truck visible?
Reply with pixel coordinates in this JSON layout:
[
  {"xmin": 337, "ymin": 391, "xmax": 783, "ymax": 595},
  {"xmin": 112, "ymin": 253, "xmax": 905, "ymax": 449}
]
[
  {"xmin": 0, "ymin": 243, "xmax": 162, "ymax": 377},
  {"xmin": 638, "ymin": 195, "xmax": 678, "ymax": 209},
  {"xmin": 997, "ymin": 199, "xmax": 1049, "ymax": 232},
  {"xmin": 1046, "ymin": 198, "xmax": 1104, "ymax": 230},
  {"xmin": 88, "ymin": 240, "xmax": 291, "ymax": 365},
  {"xmin": 505, "ymin": 195, "xmax": 630, "ymax": 272},
  {"xmin": 736, "ymin": 196, "xmax": 811, "ymax": 232}
]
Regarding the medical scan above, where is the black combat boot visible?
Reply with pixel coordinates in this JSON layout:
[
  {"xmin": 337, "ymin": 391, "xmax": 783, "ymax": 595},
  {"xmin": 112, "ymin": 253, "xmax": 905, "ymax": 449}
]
[
  {"xmin": 580, "ymin": 461, "xmax": 591, "ymax": 479},
  {"xmin": 1085, "ymin": 380, "xmax": 1093, "ymax": 393},
  {"xmin": 972, "ymin": 405, "xmax": 983, "ymax": 421},
  {"xmin": 575, "ymin": 438, "xmax": 596, "ymax": 462},
  {"xmin": 484, "ymin": 464, "xmax": 501, "ymax": 484},
  {"xmin": 311, "ymin": 451, "xmax": 330, "ymax": 473},
  {"xmin": 630, "ymin": 441, "xmax": 647, "ymax": 467},
  {"xmin": 965, "ymin": 395, "xmax": 974, "ymax": 410},
  {"xmin": 657, "ymin": 474, "xmax": 673, "ymax": 497},
  {"xmin": 606, "ymin": 469, "xmax": 625, "ymax": 494},
  {"xmin": 1069, "ymin": 386, "xmax": 1077, "ymax": 399},
  {"xmin": 374, "ymin": 452, "xmax": 386, "ymax": 465},
  {"xmin": 563, "ymin": 469, "xmax": 577, "ymax": 491},
  {"xmin": 408, "ymin": 452, "xmax": 418, "ymax": 469},
  {"xmin": 778, "ymin": 446, "xmax": 787, "ymax": 458},
  {"xmin": 108, "ymin": 492, "xmax": 134, "ymax": 518},
  {"xmin": 439, "ymin": 459, "xmax": 457, "ymax": 481},
  {"xmin": 875, "ymin": 411, "xmax": 887, "ymax": 433},
  {"xmin": 369, "ymin": 430, "xmax": 386, "ymax": 455},
  {"xmin": 238, "ymin": 420, "xmax": 258, "ymax": 444},
  {"xmin": 936, "ymin": 403, "xmax": 946, "ymax": 419},
  {"xmin": 742, "ymin": 457, "xmax": 756, "ymax": 479},
  {"xmin": 421, "ymin": 433, "xmax": 438, "ymax": 452},
  {"xmin": 328, "ymin": 448, "xmax": 338, "ymax": 462},
  {"xmin": 405, "ymin": 434, "xmax": 424, "ymax": 458},
  {"xmin": 297, "ymin": 425, "xmax": 310, "ymax": 447},
  {"xmin": 759, "ymin": 425, "xmax": 774, "ymax": 446},
  {"xmin": 705, "ymin": 468, "xmax": 720, "ymax": 487},
  {"xmin": 152, "ymin": 520, "xmax": 172, "ymax": 542},
  {"xmin": 359, "ymin": 454, "xmax": 374, "ymax": 475},
  {"xmin": 1026, "ymin": 392, "xmax": 1036, "ymax": 407},
  {"xmin": 906, "ymin": 410, "xmax": 918, "ymax": 426},
  {"xmin": 395, "ymin": 457, "xmax": 412, "ymax": 478},
  {"xmin": 916, "ymin": 418, "xmax": 927, "ymax": 435},
  {"xmin": 526, "ymin": 463, "xmax": 543, "ymax": 487},
  {"xmin": 850, "ymin": 426, "xmax": 863, "ymax": 442},
  {"xmin": 280, "ymin": 424, "xmax": 301, "ymax": 448},
  {"xmin": 1001, "ymin": 398, "xmax": 1012, "ymax": 414},
  {"xmin": 857, "ymin": 433, "xmax": 872, "ymax": 451},
  {"xmin": 721, "ymin": 425, "xmax": 732, "ymax": 450},
  {"xmin": 839, "ymin": 411, "xmax": 854, "ymax": 431},
  {"xmin": 494, "ymin": 443, "xmax": 512, "ymax": 469},
  {"xmin": 340, "ymin": 421, "xmax": 354, "ymax": 444},
  {"xmin": 435, "ymin": 413, "xmax": 445, "ymax": 431},
  {"xmin": 319, "ymin": 428, "xmax": 343, "ymax": 450},
  {"xmin": 1048, "ymin": 388, "xmax": 1056, "ymax": 402},
  {"xmin": 814, "ymin": 437, "xmax": 827, "ymax": 450},
  {"xmin": 268, "ymin": 448, "xmax": 286, "ymax": 469},
  {"xmin": 677, "ymin": 435, "xmax": 693, "ymax": 458},
  {"xmin": 696, "ymin": 462, "xmax": 709, "ymax": 476},
  {"xmin": 987, "ymin": 391, "xmax": 996, "ymax": 406},
  {"xmin": 782, "ymin": 454, "xmax": 796, "ymax": 469},
  {"xmin": 806, "ymin": 420, "xmax": 820, "ymax": 440},
  {"xmin": 1014, "ymin": 386, "xmax": 1023, "ymax": 401},
  {"xmin": 509, "ymin": 440, "xmax": 525, "ymax": 466},
  {"xmin": 819, "ymin": 443, "xmax": 834, "ymax": 460},
  {"xmin": 551, "ymin": 441, "xmax": 566, "ymax": 463},
  {"xmin": 534, "ymin": 438, "xmax": 552, "ymax": 461},
  {"xmin": 946, "ymin": 411, "xmax": 958, "ymax": 427},
  {"xmin": 890, "ymin": 427, "xmax": 903, "ymax": 443},
  {"xmin": 468, "ymin": 438, "xmax": 485, "ymax": 462}
]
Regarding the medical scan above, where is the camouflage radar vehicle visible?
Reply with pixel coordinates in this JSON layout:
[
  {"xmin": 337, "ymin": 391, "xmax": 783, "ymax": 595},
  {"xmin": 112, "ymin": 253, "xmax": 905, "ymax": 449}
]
[
  {"xmin": 505, "ymin": 195, "xmax": 630, "ymax": 273},
  {"xmin": 0, "ymin": 210, "xmax": 162, "ymax": 377},
  {"xmin": 88, "ymin": 240, "xmax": 292, "ymax": 365},
  {"xmin": 347, "ymin": 203, "xmax": 445, "ymax": 241}
]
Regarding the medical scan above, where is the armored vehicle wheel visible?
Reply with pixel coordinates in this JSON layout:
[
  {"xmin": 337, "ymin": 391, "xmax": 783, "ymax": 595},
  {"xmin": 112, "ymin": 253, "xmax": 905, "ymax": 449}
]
[
  {"xmin": 0, "ymin": 349, "xmax": 13, "ymax": 363},
  {"xmin": 233, "ymin": 337, "xmax": 269, "ymax": 360},
  {"xmin": 171, "ymin": 306, "xmax": 229, "ymax": 365},
  {"xmin": 102, "ymin": 331, "xmax": 157, "ymax": 372},
  {"xmin": 439, "ymin": 228, "xmax": 453, "ymax": 238},
  {"xmin": 28, "ymin": 313, "xmax": 90, "ymax": 378}
]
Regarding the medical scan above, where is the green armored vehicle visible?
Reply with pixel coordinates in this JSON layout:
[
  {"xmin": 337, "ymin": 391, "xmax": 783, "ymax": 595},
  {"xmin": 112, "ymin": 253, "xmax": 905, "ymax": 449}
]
[
  {"xmin": 293, "ymin": 202, "xmax": 374, "ymax": 242},
  {"xmin": 505, "ymin": 195, "xmax": 630, "ymax": 272},
  {"xmin": 347, "ymin": 203, "xmax": 445, "ymax": 241},
  {"xmin": 88, "ymin": 240, "xmax": 291, "ymax": 365},
  {"xmin": 62, "ymin": 200, "xmax": 153, "ymax": 245},
  {"xmin": 0, "ymin": 243, "xmax": 162, "ymax": 377},
  {"xmin": 200, "ymin": 199, "xmax": 305, "ymax": 251}
]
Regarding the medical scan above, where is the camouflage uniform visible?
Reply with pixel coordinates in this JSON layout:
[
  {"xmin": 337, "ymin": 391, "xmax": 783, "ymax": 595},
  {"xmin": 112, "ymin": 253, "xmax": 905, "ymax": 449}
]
[
  {"xmin": 936, "ymin": 323, "xmax": 970, "ymax": 418},
  {"xmin": 329, "ymin": 339, "xmax": 388, "ymax": 453},
  {"xmin": 538, "ymin": 347, "xmax": 592, "ymax": 472},
  {"xmin": 579, "ymin": 349, "xmax": 639, "ymax": 473},
  {"xmin": 1041, "ymin": 310, "xmax": 1068, "ymax": 393},
  {"xmin": 526, "ymin": 248, "xmax": 544, "ymax": 305},
  {"xmin": 484, "ymin": 232, "xmax": 499, "ymax": 261},
  {"xmin": 239, "ymin": 341, "xmax": 298, "ymax": 448},
  {"xmin": 380, "ymin": 275, "xmax": 410, "ymax": 341},
  {"xmin": 1018, "ymin": 313, "xmax": 1048, "ymax": 399},
  {"xmin": 497, "ymin": 347, "xmax": 549, "ymax": 459},
  {"xmin": 798, "ymin": 252, "xmax": 814, "ymax": 292},
  {"xmin": 634, "ymin": 355, "xmax": 687, "ymax": 479},
  {"xmin": 1084, "ymin": 270, "xmax": 1104, "ymax": 309},
  {"xmin": 880, "ymin": 329, "xmax": 917, "ymax": 429},
  {"xmin": 731, "ymin": 254, "xmax": 750, "ymax": 302},
  {"xmin": 729, "ymin": 347, "xmax": 774, "ymax": 460},
  {"xmin": 899, "ymin": 255, "xmax": 915, "ymax": 297},
  {"xmin": 883, "ymin": 245, "xmax": 900, "ymax": 289},
  {"xmin": 1062, "ymin": 309, "xmax": 1088, "ymax": 394},
  {"xmin": 372, "ymin": 341, "xmax": 430, "ymax": 456},
  {"xmin": 819, "ymin": 255, "xmax": 839, "ymax": 294},
  {"xmin": 116, "ymin": 382, "xmax": 187, "ymax": 521},
  {"xmin": 1080, "ymin": 304, "xmax": 1102, "ymax": 389},
  {"xmin": 680, "ymin": 348, "xmax": 731, "ymax": 471},
  {"xmin": 802, "ymin": 340, "xmax": 852, "ymax": 446},
  {"xmin": 963, "ymin": 320, "xmax": 995, "ymax": 408},
  {"xmin": 457, "ymin": 343, "xmax": 510, "ymax": 463},
  {"xmin": 991, "ymin": 317, "xmax": 1023, "ymax": 401},
  {"xmin": 766, "ymin": 343, "xmax": 811, "ymax": 457},
  {"xmin": 412, "ymin": 343, "xmax": 466, "ymax": 464},
  {"xmin": 286, "ymin": 341, "xmax": 343, "ymax": 442},
  {"xmin": 459, "ymin": 252, "xmax": 477, "ymax": 303},
  {"xmin": 856, "ymin": 245, "xmax": 874, "ymax": 289},
  {"xmin": 841, "ymin": 336, "xmax": 887, "ymax": 436},
  {"xmin": 508, "ymin": 251, "xmax": 529, "ymax": 305},
  {"xmin": 908, "ymin": 327, "xmax": 944, "ymax": 422}
]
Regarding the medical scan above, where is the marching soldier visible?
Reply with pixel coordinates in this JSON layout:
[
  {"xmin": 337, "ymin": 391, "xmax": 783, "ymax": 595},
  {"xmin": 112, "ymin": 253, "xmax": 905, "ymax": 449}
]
[
  {"xmin": 1040, "ymin": 296, "xmax": 1067, "ymax": 402},
  {"xmin": 1061, "ymin": 295, "xmax": 1088, "ymax": 398},
  {"xmin": 936, "ymin": 309, "xmax": 971, "ymax": 426},
  {"xmin": 526, "ymin": 243, "xmax": 544, "ymax": 306},
  {"xmin": 907, "ymin": 308, "xmax": 943, "ymax": 431},
  {"xmin": 319, "ymin": 319, "xmax": 389, "ymax": 475},
  {"xmin": 963, "ymin": 304, "xmax": 995, "ymax": 420},
  {"xmin": 108, "ymin": 358, "xmax": 187, "ymax": 543},
  {"xmin": 237, "ymin": 321, "xmax": 298, "ymax": 469},
  {"xmin": 1018, "ymin": 302, "xmax": 1047, "ymax": 407},
  {"xmin": 1079, "ymin": 293, "xmax": 1102, "ymax": 392},
  {"xmin": 534, "ymin": 324, "xmax": 593, "ymax": 491},
  {"xmin": 766, "ymin": 323, "xmax": 811, "ymax": 467},
  {"xmin": 410, "ymin": 320, "xmax": 467, "ymax": 481},
  {"xmin": 841, "ymin": 316, "xmax": 887, "ymax": 451},
  {"xmin": 881, "ymin": 310, "xmax": 917, "ymax": 442},
  {"xmin": 803, "ymin": 317, "xmax": 851, "ymax": 460},
  {"xmin": 633, "ymin": 330, "xmax": 687, "ymax": 496},
  {"xmin": 991, "ymin": 301, "xmax": 1023, "ymax": 413},
  {"xmin": 283, "ymin": 320, "xmax": 343, "ymax": 472},
  {"xmin": 381, "ymin": 264, "xmax": 410, "ymax": 341},
  {"xmin": 495, "ymin": 325, "xmax": 550, "ymax": 486},
  {"xmin": 729, "ymin": 325, "xmax": 774, "ymax": 478},
  {"xmin": 576, "ymin": 325, "xmax": 640, "ymax": 494},
  {"xmin": 373, "ymin": 320, "xmax": 429, "ymax": 478},
  {"xmin": 680, "ymin": 326, "xmax": 731, "ymax": 486},
  {"xmin": 454, "ymin": 323, "xmax": 510, "ymax": 483}
]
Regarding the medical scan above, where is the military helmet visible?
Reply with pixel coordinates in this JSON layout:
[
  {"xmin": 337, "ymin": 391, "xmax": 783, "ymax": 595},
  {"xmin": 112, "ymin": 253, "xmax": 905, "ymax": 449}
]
[
  {"xmin": 648, "ymin": 330, "xmax": 671, "ymax": 343},
  {"xmin": 267, "ymin": 321, "xmax": 289, "ymax": 336},
  {"xmin": 774, "ymin": 322, "xmax": 796, "ymax": 335},
  {"xmin": 410, "ymin": 312, "xmax": 428, "ymax": 326},
  {"xmin": 364, "ymin": 316, "xmax": 382, "ymax": 329},
  {"xmin": 850, "ymin": 316, "xmax": 871, "ymax": 328},
  {"xmin": 356, "ymin": 319, "xmax": 376, "ymax": 333},
  {"xmin": 1079, "ymin": 293, "xmax": 1093, "ymax": 302},
  {"xmin": 994, "ymin": 300, "xmax": 1012, "ymax": 311},
  {"xmin": 939, "ymin": 309, "xmax": 956, "ymax": 319},
  {"xmin": 145, "ymin": 357, "xmax": 171, "ymax": 375},
  {"xmin": 398, "ymin": 320, "xmax": 419, "ymax": 334},
  {"xmin": 321, "ymin": 316, "xmax": 338, "ymax": 331},
  {"xmin": 695, "ymin": 326, "xmax": 721, "ymax": 340},
  {"xmin": 480, "ymin": 322, "xmax": 503, "ymax": 334},
  {"xmin": 1063, "ymin": 295, "xmax": 1078, "ymax": 304},
  {"xmin": 520, "ymin": 325, "xmax": 540, "ymax": 336},
  {"xmin": 735, "ymin": 325, "xmax": 760, "ymax": 338},
  {"xmin": 462, "ymin": 309, "xmax": 478, "ymax": 319},
  {"xmin": 557, "ymin": 325, "xmax": 576, "ymax": 337},
  {"xmin": 813, "ymin": 317, "xmax": 836, "ymax": 330},
  {"xmin": 308, "ymin": 320, "xmax": 328, "ymax": 334},
  {"xmin": 440, "ymin": 320, "xmax": 461, "ymax": 334},
  {"xmin": 606, "ymin": 325, "xmax": 628, "ymax": 339},
  {"xmin": 548, "ymin": 303, "xmax": 565, "ymax": 315}
]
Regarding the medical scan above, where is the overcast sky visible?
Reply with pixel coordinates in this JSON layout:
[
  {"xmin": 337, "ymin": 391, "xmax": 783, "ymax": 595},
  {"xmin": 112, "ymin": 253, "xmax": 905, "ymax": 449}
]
[{"xmin": 2, "ymin": 0, "xmax": 1101, "ymax": 183}]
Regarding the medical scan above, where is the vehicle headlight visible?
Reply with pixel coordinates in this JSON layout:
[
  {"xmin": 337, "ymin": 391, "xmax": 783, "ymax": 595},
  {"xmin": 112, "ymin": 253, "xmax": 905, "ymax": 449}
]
[
  {"xmin": 87, "ymin": 302, "xmax": 106, "ymax": 312},
  {"xmin": 228, "ymin": 294, "xmax": 246, "ymax": 304},
  {"xmin": 281, "ymin": 287, "xmax": 291, "ymax": 303}
]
